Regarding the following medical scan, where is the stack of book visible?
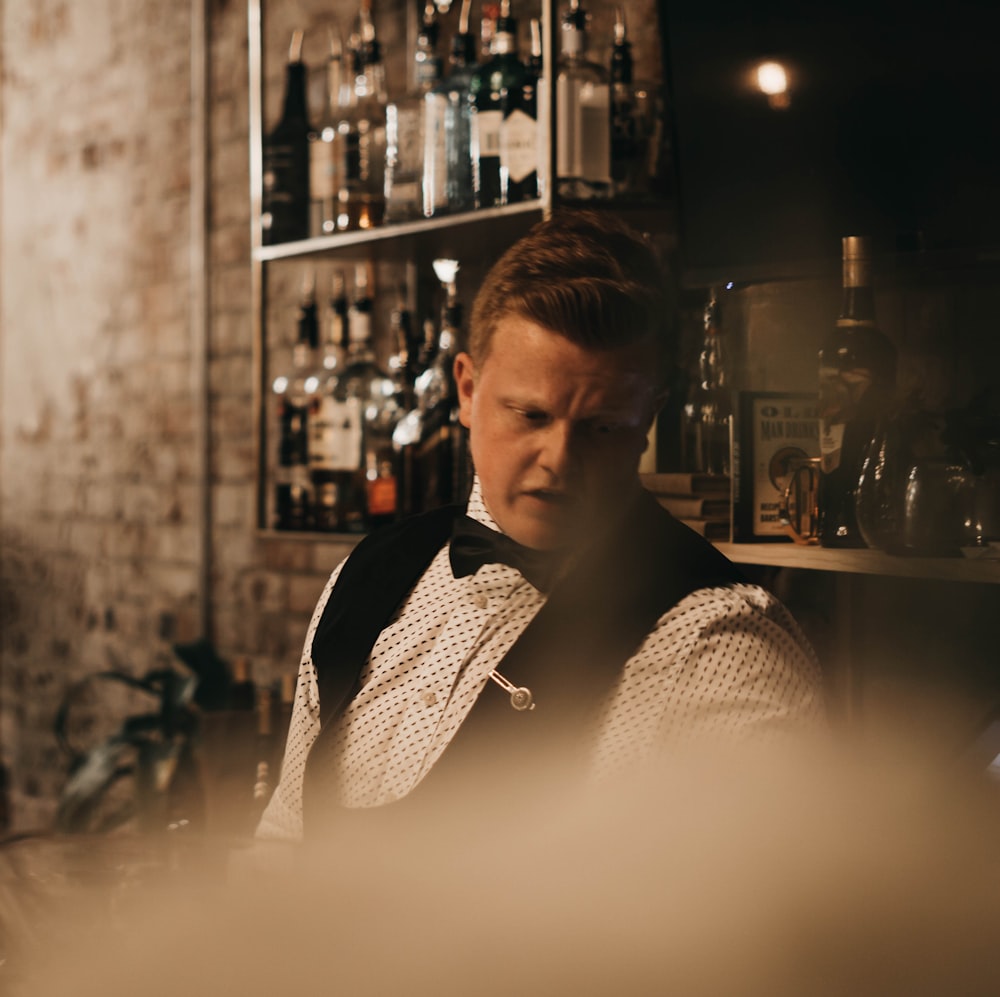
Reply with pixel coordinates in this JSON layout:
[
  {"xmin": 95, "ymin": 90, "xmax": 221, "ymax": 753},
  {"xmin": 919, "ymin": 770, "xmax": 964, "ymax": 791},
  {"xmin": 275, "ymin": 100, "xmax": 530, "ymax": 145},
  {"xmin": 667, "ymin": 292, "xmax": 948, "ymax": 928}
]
[{"xmin": 640, "ymin": 472, "xmax": 733, "ymax": 541}]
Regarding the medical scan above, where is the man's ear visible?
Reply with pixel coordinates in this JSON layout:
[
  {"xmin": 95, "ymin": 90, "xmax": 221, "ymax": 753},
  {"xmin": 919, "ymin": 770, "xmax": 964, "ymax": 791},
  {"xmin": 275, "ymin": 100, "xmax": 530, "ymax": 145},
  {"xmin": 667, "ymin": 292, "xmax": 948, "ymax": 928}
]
[{"xmin": 453, "ymin": 352, "xmax": 476, "ymax": 429}]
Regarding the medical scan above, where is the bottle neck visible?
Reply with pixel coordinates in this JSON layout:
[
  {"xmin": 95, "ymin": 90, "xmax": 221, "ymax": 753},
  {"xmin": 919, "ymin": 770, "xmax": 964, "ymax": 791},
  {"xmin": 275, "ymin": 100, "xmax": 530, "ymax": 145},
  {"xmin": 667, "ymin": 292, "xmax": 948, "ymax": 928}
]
[
  {"xmin": 838, "ymin": 285, "xmax": 877, "ymax": 326},
  {"xmin": 610, "ymin": 41, "xmax": 632, "ymax": 85},
  {"xmin": 283, "ymin": 61, "xmax": 310, "ymax": 120}
]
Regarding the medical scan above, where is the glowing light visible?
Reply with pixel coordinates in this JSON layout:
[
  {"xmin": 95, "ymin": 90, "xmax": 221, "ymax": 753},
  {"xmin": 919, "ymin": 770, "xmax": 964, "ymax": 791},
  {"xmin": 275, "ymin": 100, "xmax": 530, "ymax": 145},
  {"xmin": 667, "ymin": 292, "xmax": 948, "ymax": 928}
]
[{"xmin": 756, "ymin": 61, "xmax": 788, "ymax": 96}]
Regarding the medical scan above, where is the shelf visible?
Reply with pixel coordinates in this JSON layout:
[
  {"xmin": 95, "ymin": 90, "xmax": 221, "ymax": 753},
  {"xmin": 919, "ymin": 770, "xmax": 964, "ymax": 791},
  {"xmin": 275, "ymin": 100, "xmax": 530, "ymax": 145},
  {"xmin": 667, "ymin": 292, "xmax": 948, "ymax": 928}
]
[
  {"xmin": 716, "ymin": 542, "xmax": 1000, "ymax": 585},
  {"xmin": 253, "ymin": 201, "xmax": 545, "ymax": 263}
]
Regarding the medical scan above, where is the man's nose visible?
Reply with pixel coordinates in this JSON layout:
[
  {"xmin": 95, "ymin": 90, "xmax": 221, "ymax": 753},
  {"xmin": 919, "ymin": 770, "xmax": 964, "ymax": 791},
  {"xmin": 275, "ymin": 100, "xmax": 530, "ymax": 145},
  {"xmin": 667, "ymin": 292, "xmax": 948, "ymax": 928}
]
[{"xmin": 537, "ymin": 422, "xmax": 575, "ymax": 478}]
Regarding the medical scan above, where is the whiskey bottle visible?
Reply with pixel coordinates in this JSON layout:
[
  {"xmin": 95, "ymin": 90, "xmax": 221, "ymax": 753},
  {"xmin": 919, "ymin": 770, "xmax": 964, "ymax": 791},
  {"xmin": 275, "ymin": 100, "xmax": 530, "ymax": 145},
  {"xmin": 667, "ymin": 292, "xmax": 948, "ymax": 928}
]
[
  {"xmin": 262, "ymin": 29, "xmax": 311, "ymax": 244},
  {"xmin": 423, "ymin": 0, "xmax": 478, "ymax": 216},
  {"xmin": 309, "ymin": 27, "xmax": 348, "ymax": 237},
  {"xmin": 609, "ymin": 6, "xmax": 640, "ymax": 197},
  {"xmin": 818, "ymin": 236, "xmax": 897, "ymax": 548},
  {"xmin": 337, "ymin": 4, "xmax": 388, "ymax": 231},
  {"xmin": 469, "ymin": 0, "xmax": 527, "ymax": 210},
  {"xmin": 386, "ymin": 3, "xmax": 442, "ymax": 223},
  {"xmin": 273, "ymin": 269, "xmax": 320, "ymax": 530},
  {"xmin": 556, "ymin": 0, "xmax": 611, "ymax": 199},
  {"xmin": 683, "ymin": 288, "xmax": 731, "ymax": 476},
  {"xmin": 499, "ymin": 16, "xmax": 540, "ymax": 204},
  {"xmin": 308, "ymin": 269, "xmax": 361, "ymax": 531}
]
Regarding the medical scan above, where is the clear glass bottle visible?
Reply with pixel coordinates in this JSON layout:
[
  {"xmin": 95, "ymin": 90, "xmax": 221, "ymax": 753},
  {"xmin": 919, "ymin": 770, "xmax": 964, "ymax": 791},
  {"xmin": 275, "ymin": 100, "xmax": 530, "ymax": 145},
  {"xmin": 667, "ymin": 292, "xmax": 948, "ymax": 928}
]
[
  {"xmin": 273, "ymin": 268, "xmax": 320, "ymax": 530},
  {"xmin": 262, "ymin": 29, "xmax": 312, "ymax": 244},
  {"xmin": 609, "ymin": 6, "xmax": 640, "ymax": 197},
  {"xmin": 556, "ymin": 0, "xmax": 610, "ymax": 199},
  {"xmin": 499, "ymin": 17, "xmax": 540, "ymax": 205},
  {"xmin": 337, "ymin": 5, "xmax": 387, "ymax": 231},
  {"xmin": 386, "ymin": 3, "xmax": 442, "ymax": 223},
  {"xmin": 308, "ymin": 269, "xmax": 360, "ymax": 531},
  {"xmin": 818, "ymin": 235, "xmax": 897, "ymax": 547},
  {"xmin": 423, "ymin": 0, "xmax": 478, "ymax": 217},
  {"xmin": 469, "ymin": 0, "xmax": 527, "ymax": 210},
  {"xmin": 309, "ymin": 27, "xmax": 348, "ymax": 237},
  {"xmin": 682, "ymin": 288, "xmax": 731, "ymax": 476}
]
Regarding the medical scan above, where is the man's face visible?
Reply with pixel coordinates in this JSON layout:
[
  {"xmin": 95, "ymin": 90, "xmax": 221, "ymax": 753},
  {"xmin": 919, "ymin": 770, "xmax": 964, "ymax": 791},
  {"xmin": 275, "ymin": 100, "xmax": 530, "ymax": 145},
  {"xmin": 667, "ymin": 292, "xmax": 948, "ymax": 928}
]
[{"xmin": 454, "ymin": 314, "xmax": 661, "ymax": 551}]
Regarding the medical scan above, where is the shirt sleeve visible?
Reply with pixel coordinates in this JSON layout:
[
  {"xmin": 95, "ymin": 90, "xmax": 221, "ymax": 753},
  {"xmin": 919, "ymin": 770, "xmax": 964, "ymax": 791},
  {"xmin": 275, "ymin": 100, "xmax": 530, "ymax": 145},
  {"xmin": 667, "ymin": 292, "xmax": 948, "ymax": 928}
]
[
  {"xmin": 592, "ymin": 583, "xmax": 827, "ymax": 775},
  {"xmin": 255, "ymin": 559, "xmax": 346, "ymax": 842}
]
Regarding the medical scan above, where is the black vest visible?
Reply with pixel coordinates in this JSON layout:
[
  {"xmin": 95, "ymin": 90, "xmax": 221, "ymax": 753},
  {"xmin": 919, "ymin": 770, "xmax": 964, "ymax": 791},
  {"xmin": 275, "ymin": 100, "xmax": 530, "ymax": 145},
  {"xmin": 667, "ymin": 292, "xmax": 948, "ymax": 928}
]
[{"xmin": 303, "ymin": 489, "xmax": 744, "ymax": 833}]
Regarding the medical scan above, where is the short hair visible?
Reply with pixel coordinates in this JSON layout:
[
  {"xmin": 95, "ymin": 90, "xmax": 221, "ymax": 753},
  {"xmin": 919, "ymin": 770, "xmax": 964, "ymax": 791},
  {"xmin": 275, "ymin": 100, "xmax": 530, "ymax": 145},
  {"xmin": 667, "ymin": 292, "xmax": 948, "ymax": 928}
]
[{"xmin": 468, "ymin": 210, "xmax": 676, "ymax": 386}]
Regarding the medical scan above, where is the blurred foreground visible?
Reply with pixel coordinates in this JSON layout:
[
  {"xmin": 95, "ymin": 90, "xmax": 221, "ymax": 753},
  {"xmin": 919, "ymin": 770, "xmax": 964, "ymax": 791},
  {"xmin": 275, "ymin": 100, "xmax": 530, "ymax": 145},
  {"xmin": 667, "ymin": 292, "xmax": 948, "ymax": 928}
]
[{"xmin": 4, "ymin": 723, "xmax": 1000, "ymax": 996}]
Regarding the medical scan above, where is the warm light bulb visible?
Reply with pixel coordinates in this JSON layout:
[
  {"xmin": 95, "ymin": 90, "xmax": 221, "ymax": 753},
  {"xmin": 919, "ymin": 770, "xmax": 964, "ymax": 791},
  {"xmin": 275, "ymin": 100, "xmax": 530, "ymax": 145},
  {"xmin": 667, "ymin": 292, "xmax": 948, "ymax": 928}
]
[{"xmin": 756, "ymin": 61, "xmax": 788, "ymax": 96}]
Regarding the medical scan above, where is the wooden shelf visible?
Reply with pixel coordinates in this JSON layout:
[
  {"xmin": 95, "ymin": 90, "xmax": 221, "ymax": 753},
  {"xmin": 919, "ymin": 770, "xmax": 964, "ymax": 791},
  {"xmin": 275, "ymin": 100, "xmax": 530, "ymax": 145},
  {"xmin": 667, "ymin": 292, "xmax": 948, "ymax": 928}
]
[{"xmin": 716, "ymin": 542, "xmax": 1000, "ymax": 585}]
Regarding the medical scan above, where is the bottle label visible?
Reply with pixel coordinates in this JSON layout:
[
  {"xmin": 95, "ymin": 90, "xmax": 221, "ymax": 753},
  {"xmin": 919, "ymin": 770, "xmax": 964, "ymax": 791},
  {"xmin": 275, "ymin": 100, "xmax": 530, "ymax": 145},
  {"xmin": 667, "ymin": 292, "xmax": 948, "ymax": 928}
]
[
  {"xmin": 309, "ymin": 396, "xmax": 363, "ymax": 470},
  {"xmin": 309, "ymin": 137, "xmax": 336, "ymax": 201},
  {"xmin": 579, "ymin": 83, "xmax": 611, "ymax": 184},
  {"xmin": 819, "ymin": 364, "xmax": 875, "ymax": 474},
  {"xmin": 473, "ymin": 109, "xmax": 502, "ymax": 159},
  {"xmin": 501, "ymin": 109, "xmax": 538, "ymax": 183},
  {"xmin": 366, "ymin": 474, "xmax": 398, "ymax": 516}
]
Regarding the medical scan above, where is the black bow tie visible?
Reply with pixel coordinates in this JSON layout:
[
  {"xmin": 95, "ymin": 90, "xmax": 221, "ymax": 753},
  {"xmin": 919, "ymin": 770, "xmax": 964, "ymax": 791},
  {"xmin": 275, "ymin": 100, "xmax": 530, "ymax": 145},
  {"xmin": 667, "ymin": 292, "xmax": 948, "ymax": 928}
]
[{"xmin": 449, "ymin": 515, "xmax": 559, "ymax": 593}]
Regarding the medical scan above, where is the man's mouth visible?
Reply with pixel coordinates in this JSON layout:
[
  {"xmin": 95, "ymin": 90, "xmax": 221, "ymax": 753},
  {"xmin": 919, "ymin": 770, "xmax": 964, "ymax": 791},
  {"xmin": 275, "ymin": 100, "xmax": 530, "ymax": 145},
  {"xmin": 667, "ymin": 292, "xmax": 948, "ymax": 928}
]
[{"xmin": 524, "ymin": 488, "xmax": 572, "ymax": 506}]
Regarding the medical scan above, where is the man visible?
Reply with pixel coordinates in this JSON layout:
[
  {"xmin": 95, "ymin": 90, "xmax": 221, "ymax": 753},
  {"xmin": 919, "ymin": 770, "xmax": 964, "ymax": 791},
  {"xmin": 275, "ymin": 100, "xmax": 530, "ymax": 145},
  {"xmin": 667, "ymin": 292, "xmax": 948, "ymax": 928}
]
[{"xmin": 257, "ymin": 211, "xmax": 824, "ymax": 841}]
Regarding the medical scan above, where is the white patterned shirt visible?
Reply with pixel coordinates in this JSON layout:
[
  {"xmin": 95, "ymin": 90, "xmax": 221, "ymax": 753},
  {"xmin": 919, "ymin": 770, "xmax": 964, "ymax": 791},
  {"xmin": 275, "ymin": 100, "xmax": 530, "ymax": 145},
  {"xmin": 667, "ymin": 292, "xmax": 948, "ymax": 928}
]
[{"xmin": 257, "ymin": 479, "xmax": 824, "ymax": 841}]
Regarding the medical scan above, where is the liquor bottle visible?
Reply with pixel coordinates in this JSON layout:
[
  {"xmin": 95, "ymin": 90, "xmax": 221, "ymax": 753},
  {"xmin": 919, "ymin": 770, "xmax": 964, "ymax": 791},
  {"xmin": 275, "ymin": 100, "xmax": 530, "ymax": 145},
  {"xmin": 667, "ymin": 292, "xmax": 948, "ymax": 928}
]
[
  {"xmin": 818, "ymin": 236, "xmax": 897, "ymax": 548},
  {"xmin": 339, "ymin": 263, "xmax": 402, "ymax": 530},
  {"xmin": 273, "ymin": 269, "xmax": 320, "ymax": 530},
  {"xmin": 309, "ymin": 27, "xmax": 348, "ymax": 237},
  {"xmin": 469, "ymin": 0, "xmax": 527, "ymax": 210},
  {"xmin": 308, "ymin": 269, "xmax": 361, "ymax": 531},
  {"xmin": 337, "ymin": 4, "xmax": 388, "ymax": 231},
  {"xmin": 418, "ymin": 259, "xmax": 471, "ymax": 509},
  {"xmin": 262, "ymin": 29, "xmax": 312, "ymax": 244},
  {"xmin": 499, "ymin": 16, "xmax": 540, "ymax": 204},
  {"xmin": 385, "ymin": 3, "xmax": 442, "ymax": 223},
  {"xmin": 556, "ymin": 0, "xmax": 611, "ymax": 199},
  {"xmin": 609, "ymin": 6, "xmax": 640, "ymax": 197},
  {"xmin": 422, "ymin": 0, "xmax": 478, "ymax": 217},
  {"xmin": 680, "ymin": 288, "xmax": 731, "ymax": 476}
]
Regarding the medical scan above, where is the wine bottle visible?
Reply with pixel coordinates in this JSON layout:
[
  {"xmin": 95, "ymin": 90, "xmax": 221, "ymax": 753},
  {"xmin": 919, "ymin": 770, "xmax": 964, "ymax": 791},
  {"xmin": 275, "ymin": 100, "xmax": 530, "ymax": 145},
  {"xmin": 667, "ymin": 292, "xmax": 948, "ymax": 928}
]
[
  {"xmin": 273, "ymin": 269, "xmax": 320, "ymax": 530},
  {"xmin": 309, "ymin": 27, "xmax": 348, "ymax": 237},
  {"xmin": 469, "ymin": 0, "xmax": 527, "ymax": 210},
  {"xmin": 262, "ymin": 29, "xmax": 311, "ymax": 245},
  {"xmin": 817, "ymin": 236, "xmax": 897, "ymax": 548},
  {"xmin": 499, "ymin": 17, "xmax": 540, "ymax": 205},
  {"xmin": 556, "ymin": 0, "xmax": 611, "ymax": 199}
]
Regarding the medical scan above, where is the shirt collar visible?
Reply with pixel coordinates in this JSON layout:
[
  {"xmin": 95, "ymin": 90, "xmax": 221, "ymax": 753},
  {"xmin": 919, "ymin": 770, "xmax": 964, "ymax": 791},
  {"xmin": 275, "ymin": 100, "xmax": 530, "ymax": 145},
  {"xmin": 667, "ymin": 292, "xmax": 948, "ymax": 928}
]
[{"xmin": 464, "ymin": 475, "xmax": 501, "ymax": 533}]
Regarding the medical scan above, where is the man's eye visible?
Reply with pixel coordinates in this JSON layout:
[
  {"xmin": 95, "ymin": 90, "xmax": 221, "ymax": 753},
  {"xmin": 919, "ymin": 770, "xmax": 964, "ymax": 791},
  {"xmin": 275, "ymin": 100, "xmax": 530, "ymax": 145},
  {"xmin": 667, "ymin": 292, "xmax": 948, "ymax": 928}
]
[{"xmin": 519, "ymin": 409, "xmax": 549, "ymax": 424}]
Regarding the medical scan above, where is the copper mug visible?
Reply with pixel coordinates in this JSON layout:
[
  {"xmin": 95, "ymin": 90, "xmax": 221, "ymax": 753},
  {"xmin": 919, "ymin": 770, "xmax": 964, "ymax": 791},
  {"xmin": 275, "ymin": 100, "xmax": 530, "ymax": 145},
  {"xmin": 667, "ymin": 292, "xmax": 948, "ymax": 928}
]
[{"xmin": 778, "ymin": 456, "xmax": 822, "ymax": 545}]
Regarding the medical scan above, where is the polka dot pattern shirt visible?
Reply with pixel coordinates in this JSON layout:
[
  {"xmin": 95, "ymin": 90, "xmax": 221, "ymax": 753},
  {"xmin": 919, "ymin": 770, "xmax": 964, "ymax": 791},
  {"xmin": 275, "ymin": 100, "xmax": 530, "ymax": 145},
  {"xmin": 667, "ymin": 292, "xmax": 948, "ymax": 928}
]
[{"xmin": 257, "ymin": 479, "xmax": 825, "ymax": 841}]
